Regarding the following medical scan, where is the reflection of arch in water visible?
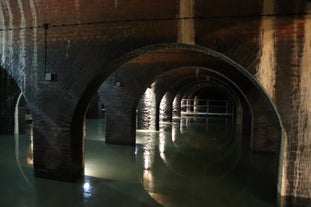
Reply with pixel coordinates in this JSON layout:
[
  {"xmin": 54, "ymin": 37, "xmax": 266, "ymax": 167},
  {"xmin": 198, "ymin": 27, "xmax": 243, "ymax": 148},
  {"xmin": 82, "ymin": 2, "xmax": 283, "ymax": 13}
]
[
  {"xmin": 177, "ymin": 117, "xmax": 235, "ymax": 153},
  {"xmin": 157, "ymin": 119, "xmax": 242, "ymax": 180}
]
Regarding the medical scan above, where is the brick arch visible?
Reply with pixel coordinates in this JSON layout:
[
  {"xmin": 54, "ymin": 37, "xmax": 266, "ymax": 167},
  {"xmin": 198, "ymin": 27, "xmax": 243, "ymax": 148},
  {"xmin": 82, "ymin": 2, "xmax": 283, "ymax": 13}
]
[
  {"xmin": 82, "ymin": 43, "xmax": 282, "ymax": 137},
  {"xmin": 70, "ymin": 42, "xmax": 283, "ymax": 181}
]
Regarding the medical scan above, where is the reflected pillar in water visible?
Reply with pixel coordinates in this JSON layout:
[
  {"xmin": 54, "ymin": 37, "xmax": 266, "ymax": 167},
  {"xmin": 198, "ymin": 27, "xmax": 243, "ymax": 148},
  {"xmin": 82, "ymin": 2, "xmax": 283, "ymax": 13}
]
[
  {"xmin": 159, "ymin": 128, "xmax": 169, "ymax": 163},
  {"xmin": 160, "ymin": 117, "xmax": 242, "ymax": 180},
  {"xmin": 138, "ymin": 130, "xmax": 157, "ymax": 195}
]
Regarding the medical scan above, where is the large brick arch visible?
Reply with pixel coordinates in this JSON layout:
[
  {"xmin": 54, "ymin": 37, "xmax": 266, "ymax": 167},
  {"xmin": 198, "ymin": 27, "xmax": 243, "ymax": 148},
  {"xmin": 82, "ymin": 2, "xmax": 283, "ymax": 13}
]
[{"xmin": 82, "ymin": 43, "xmax": 283, "ymax": 151}]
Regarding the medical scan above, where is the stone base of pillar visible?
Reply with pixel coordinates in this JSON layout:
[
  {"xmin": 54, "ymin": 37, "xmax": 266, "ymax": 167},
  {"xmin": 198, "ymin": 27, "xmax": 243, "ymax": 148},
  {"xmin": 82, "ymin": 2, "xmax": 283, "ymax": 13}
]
[
  {"xmin": 34, "ymin": 167, "xmax": 84, "ymax": 182},
  {"xmin": 277, "ymin": 194, "xmax": 311, "ymax": 207}
]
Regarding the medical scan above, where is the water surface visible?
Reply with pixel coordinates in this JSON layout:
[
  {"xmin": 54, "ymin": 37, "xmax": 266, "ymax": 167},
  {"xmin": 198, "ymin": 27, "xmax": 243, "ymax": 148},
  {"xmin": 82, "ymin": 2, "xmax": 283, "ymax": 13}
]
[{"xmin": 0, "ymin": 117, "xmax": 284, "ymax": 206}]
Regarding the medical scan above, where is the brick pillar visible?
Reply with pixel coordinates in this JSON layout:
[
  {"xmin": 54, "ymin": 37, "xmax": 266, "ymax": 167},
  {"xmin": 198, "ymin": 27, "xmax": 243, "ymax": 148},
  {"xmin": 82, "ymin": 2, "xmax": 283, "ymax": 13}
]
[
  {"xmin": 160, "ymin": 92, "xmax": 174, "ymax": 122},
  {"xmin": 33, "ymin": 118, "xmax": 84, "ymax": 181},
  {"xmin": 136, "ymin": 88, "xmax": 157, "ymax": 130},
  {"xmin": 98, "ymin": 73, "xmax": 141, "ymax": 145},
  {"xmin": 137, "ymin": 96, "xmax": 150, "ymax": 130},
  {"xmin": 247, "ymin": 87, "xmax": 282, "ymax": 153},
  {"xmin": 173, "ymin": 94, "xmax": 182, "ymax": 118},
  {"xmin": 277, "ymin": 10, "xmax": 311, "ymax": 199},
  {"xmin": 105, "ymin": 108, "xmax": 136, "ymax": 145}
]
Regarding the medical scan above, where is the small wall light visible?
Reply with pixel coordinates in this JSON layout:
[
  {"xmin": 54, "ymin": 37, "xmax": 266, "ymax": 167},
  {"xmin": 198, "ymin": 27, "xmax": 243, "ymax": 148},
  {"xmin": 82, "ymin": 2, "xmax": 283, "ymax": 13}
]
[
  {"xmin": 115, "ymin": 81, "xmax": 123, "ymax": 87},
  {"xmin": 45, "ymin": 73, "xmax": 57, "ymax": 81}
]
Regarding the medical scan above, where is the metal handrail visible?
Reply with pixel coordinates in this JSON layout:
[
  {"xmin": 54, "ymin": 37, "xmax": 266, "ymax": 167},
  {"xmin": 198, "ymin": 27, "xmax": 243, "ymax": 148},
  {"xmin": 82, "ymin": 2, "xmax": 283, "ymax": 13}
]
[{"xmin": 180, "ymin": 99, "xmax": 233, "ymax": 116}]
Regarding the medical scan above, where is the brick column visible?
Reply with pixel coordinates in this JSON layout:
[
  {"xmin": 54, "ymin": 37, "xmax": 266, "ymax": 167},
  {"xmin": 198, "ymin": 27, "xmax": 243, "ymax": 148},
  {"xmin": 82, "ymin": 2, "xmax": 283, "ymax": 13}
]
[
  {"xmin": 173, "ymin": 94, "xmax": 182, "ymax": 118},
  {"xmin": 105, "ymin": 108, "xmax": 136, "ymax": 145},
  {"xmin": 33, "ymin": 118, "xmax": 84, "ymax": 181},
  {"xmin": 160, "ymin": 92, "xmax": 174, "ymax": 122}
]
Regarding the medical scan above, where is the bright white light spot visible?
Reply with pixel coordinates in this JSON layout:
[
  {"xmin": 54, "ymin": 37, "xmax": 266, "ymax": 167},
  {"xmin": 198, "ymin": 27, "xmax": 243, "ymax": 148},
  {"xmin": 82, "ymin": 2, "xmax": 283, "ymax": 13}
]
[
  {"xmin": 83, "ymin": 181, "xmax": 93, "ymax": 199},
  {"xmin": 83, "ymin": 182, "xmax": 90, "ymax": 190}
]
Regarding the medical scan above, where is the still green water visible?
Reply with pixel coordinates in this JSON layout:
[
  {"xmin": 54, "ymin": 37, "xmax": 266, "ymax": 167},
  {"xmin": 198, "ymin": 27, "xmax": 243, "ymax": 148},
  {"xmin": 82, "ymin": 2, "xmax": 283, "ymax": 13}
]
[{"xmin": 0, "ymin": 117, "xmax": 299, "ymax": 207}]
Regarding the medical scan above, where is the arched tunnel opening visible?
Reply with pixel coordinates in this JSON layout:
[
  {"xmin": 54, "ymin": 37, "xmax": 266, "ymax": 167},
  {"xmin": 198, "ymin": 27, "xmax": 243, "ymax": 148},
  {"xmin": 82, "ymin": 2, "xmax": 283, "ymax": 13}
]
[
  {"xmin": 77, "ymin": 44, "xmax": 282, "ymax": 206},
  {"xmin": 0, "ymin": 67, "xmax": 21, "ymax": 134},
  {"xmin": 187, "ymin": 86, "xmax": 233, "ymax": 115},
  {"xmin": 0, "ymin": 67, "xmax": 34, "ymax": 195}
]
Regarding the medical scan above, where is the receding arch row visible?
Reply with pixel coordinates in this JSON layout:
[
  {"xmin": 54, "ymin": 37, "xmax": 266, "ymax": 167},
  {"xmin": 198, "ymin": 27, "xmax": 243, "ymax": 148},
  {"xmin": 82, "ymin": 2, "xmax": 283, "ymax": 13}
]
[
  {"xmin": 73, "ymin": 44, "xmax": 283, "ymax": 183},
  {"xmin": 95, "ymin": 50, "xmax": 281, "ymax": 153},
  {"xmin": 0, "ymin": 43, "xmax": 283, "ymax": 183},
  {"xmin": 165, "ymin": 69, "xmax": 250, "ymax": 131},
  {"xmin": 153, "ymin": 68, "xmax": 243, "ymax": 118},
  {"xmin": 137, "ymin": 70, "xmax": 241, "ymax": 129}
]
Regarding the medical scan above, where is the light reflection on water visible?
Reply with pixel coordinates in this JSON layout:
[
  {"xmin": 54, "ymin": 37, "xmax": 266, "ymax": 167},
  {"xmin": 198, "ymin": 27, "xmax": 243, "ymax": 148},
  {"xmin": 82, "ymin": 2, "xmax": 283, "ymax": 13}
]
[
  {"xmin": 135, "ymin": 117, "xmax": 276, "ymax": 207},
  {"xmin": 0, "ymin": 117, "xmax": 304, "ymax": 206},
  {"xmin": 26, "ymin": 125, "xmax": 33, "ymax": 165}
]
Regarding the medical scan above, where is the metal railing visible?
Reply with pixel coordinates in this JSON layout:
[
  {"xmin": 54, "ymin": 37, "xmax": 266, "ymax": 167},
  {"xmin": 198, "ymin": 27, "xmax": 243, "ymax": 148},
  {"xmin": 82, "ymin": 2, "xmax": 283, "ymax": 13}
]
[{"xmin": 180, "ymin": 99, "xmax": 233, "ymax": 116}]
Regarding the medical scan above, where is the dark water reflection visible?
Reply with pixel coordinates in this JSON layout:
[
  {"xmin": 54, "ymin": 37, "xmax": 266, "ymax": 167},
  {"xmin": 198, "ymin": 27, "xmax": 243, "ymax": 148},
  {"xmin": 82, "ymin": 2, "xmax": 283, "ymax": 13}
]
[
  {"xmin": 136, "ymin": 117, "xmax": 277, "ymax": 207},
  {"xmin": 85, "ymin": 117, "xmax": 279, "ymax": 207},
  {"xmin": 0, "ymin": 117, "xmax": 307, "ymax": 206}
]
